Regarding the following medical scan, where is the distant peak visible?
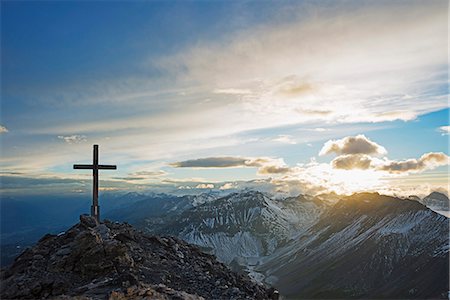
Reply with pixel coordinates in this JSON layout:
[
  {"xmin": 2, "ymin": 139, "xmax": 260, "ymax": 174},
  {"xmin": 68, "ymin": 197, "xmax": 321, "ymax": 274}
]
[{"xmin": 425, "ymin": 191, "xmax": 449, "ymax": 200}]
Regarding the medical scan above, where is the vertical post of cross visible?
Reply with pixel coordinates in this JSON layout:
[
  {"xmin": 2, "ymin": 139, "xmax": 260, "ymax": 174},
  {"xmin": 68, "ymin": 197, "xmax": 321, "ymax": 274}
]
[
  {"xmin": 73, "ymin": 145, "xmax": 117, "ymax": 223},
  {"xmin": 92, "ymin": 144, "xmax": 99, "ymax": 221}
]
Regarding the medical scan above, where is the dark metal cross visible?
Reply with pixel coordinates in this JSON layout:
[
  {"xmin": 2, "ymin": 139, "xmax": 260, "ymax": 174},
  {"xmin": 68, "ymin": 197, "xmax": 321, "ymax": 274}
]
[{"xmin": 73, "ymin": 145, "xmax": 117, "ymax": 222}]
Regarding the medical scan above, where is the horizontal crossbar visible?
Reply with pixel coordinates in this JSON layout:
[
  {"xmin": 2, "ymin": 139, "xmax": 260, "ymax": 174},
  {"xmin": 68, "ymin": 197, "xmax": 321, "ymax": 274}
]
[
  {"xmin": 73, "ymin": 164, "xmax": 93, "ymax": 169},
  {"xmin": 74, "ymin": 164, "xmax": 117, "ymax": 170},
  {"xmin": 98, "ymin": 165, "xmax": 117, "ymax": 170}
]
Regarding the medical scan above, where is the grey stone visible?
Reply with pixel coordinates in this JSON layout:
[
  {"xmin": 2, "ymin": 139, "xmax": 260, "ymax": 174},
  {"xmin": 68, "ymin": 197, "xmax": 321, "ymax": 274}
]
[{"xmin": 80, "ymin": 214, "xmax": 98, "ymax": 228}]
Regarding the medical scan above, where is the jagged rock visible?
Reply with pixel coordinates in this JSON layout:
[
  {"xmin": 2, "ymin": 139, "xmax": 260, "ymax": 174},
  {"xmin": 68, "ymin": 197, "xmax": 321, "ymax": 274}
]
[
  {"xmin": 80, "ymin": 214, "xmax": 99, "ymax": 228},
  {"xmin": 1, "ymin": 216, "xmax": 277, "ymax": 299}
]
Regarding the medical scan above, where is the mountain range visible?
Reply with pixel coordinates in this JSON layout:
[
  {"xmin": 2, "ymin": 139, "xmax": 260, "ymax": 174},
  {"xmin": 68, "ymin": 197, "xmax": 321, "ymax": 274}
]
[{"xmin": 1, "ymin": 190, "xmax": 448, "ymax": 298}]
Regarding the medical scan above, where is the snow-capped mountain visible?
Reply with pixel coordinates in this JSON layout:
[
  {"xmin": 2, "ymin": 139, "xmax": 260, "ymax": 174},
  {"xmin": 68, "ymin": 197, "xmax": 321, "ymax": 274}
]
[
  {"xmin": 147, "ymin": 191, "xmax": 330, "ymax": 272},
  {"xmin": 257, "ymin": 193, "xmax": 449, "ymax": 299},
  {"xmin": 186, "ymin": 192, "xmax": 220, "ymax": 206},
  {"xmin": 104, "ymin": 190, "xmax": 449, "ymax": 298},
  {"xmin": 422, "ymin": 191, "xmax": 449, "ymax": 212}
]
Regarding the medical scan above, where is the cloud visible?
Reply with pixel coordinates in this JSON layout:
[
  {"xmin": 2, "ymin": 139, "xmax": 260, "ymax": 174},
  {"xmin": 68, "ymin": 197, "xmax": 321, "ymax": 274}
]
[
  {"xmin": 131, "ymin": 170, "xmax": 168, "ymax": 177},
  {"xmin": 295, "ymin": 108, "xmax": 332, "ymax": 116},
  {"xmin": 3, "ymin": 1, "xmax": 447, "ymax": 178},
  {"xmin": 0, "ymin": 125, "xmax": 8, "ymax": 134},
  {"xmin": 113, "ymin": 170, "xmax": 168, "ymax": 181},
  {"xmin": 0, "ymin": 174, "xmax": 133, "ymax": 195},
  {"xmin": 171, "ymin": 156, "xmax": 291, "ymax": 175},
  {"xmin": 376, "ymin": 152, "xmax": 449, "ymax": 174},
  {"xmin": 331, "ymin": 154, "xmax": 373, "ymax": 170},
  {"xmin": 57, "ymin": 135, "xmax": 87, "ymax": 144},
  {"xmin": 277, "ymin": 80, "xmax": 316, "ymax": 96},
  {"xmin": 272, "ymin": 135, "xmax": 297, "ymax": 144},
  {"xmin": 321, "ymin": 136, "xmax": 449, "ymax": 175},
  {"xmin": 313, "ymin": 128, "xmax": 328, "ymax": 132},
  {"xmin": 438, "ymin": 126, "xmax": 450, "ymax": 135},
  {"xmin": 329, "ymin": 151, "xmax": 449, "ymax": 174},
  {"xmin": 195, "ymin": 183, "xmax": 215, "ymax": 189},
  {"xmin": 213, "ymin": 88, "xmax": 252, "ymax": 95},
  {"xmin": 219, "ymin": 182, "xmax": 237, "ymax": 190},
  {"xmin": 319, "ymin": 134, "xmax": 387, "ymax": 156},
  {"xmin": 257, "ymin": 165, "xmax": 291, "ymax": 175},
  {"xmin": 2, "ymin": 0, "xmax": 448, "ymax": 198},
  {"xmin": 157, "ymin": 0, "xmax": 447, "ymax": 127},
  {"xmin": 170, "ymin": 157, "xmax": 248, "ymax": 168}
]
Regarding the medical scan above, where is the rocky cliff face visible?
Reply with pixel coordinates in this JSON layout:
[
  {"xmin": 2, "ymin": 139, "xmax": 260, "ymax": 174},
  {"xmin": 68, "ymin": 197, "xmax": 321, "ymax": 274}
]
[{"xmin": 0, "ymin": 215, "xmax": 278, "ymax": 300}]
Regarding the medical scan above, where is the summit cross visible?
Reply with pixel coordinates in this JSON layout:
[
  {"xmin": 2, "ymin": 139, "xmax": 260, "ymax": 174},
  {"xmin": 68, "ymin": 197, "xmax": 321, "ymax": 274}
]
[{"xmin": 73, "ymin": 144, "xmax": 117, "ymax": 222}]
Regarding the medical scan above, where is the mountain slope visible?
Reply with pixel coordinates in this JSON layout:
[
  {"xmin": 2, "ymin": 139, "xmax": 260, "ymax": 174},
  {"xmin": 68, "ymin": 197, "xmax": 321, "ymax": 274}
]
[
  {"xmin": 0, "ymin": 215, "xmax": 277, "ymax": 299},
  {"xmin": 258, "ymin": 193, "xmax": 449, "ymax": 299},
  {"xmin": 105, "ymin": 193, "xmax": 193, "ymax": 225},
  {"xmin": 147, "ymin": 191, "xmax": 329, "ymax": 276},
  {"xmin": 422, "ymin": 191, "xmax": 449, "ymax": 212}
]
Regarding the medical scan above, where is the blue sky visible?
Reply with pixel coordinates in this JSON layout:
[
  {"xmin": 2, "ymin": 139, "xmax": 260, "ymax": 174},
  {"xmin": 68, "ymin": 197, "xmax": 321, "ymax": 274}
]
[{"xmin": 1, "ymin": 0, "xmax": 448, "ymax": 197}]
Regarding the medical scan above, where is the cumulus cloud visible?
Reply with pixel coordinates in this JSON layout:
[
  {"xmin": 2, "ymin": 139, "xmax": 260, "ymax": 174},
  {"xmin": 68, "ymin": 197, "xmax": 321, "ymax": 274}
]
[
  {"xmin": 257, "ymin": 165, "xmax": 292, "ymax": 175},
  {"xmin": 438, "ymin": 126, "xmax": 450, "ymax": 135},
  {"xmin": 376, "ymin": 152, "xmax": 449, "ymax": 174},
  {"xmin": 195, "ymin": 183, "xmax": 215, "ymax": 189},
  {"xmin": 331, "ymin": 154, "xmax": 373, "ymax": 170},
  {"xmin": 319, "ymin": 134, "xmax": 387, "ymax": 156},
  {"xmin": 0, "ymin": 125, "xmax": 8, "ymax": 134},
  {"xmin": 219, "ymin": 182, "xmax": 237, "ymax": 190},
  {"xmin": 321, "ymin": 135, "xmax": 449, "ymax": 175},
  {"xmin": 330, "ymin": 151, "xmax": 449, "ymax": 174},
  {"xmin": 57, "ymin": 135, "xmax": 87, "ymax": 144}
]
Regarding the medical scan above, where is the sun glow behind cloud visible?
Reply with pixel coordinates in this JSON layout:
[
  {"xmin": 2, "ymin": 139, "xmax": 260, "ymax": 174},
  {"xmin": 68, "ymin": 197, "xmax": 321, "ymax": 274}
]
[
  {"xmin": 0, "ymin": 1, "xmax": 448, "ymax": 197},
  {"xmin": 168, "ymin": 134, "xmax": 449, "ymax": 197}
]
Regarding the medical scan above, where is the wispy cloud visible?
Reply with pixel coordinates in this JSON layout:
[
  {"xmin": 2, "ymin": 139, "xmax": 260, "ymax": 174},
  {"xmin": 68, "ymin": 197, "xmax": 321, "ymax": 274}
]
[
  {"xmin": 57, "ymin": 135, "xmax": 87, "ymax": 144},
  {"xmin": 157, "ymin": 1, "xmax": 447, "ymax": 127},
  {"xmin": 272, "ymin": 135, "xmax": 297, "ymax": 144},
  {"xmin": 113, "ymin": 170, "xmax": 168, "ymax": 181},
  {"xmin": 1, "ymin": 1, "xmax": 448, "ymax": 197},
  {"xmin": 0, "ymin": 125, "xmax": 8, "ymax": 134},
  {"xmin": 170, "ymin": 157, "xmax": 249, "ymax": 168},
  {"xmin": 171, "ymin": 156, "xmax": 290, "ymax": 175},
  {"xmin": 438, "ymin": 125, "xmax": 450, "ymax": 135},
  {"xmin": 213, "ymin": 88, "xmax": 252, "ymax": 95}
]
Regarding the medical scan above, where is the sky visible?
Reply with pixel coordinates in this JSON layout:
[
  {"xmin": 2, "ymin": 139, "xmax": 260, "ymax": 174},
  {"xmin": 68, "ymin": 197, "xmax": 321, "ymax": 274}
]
[{"xmin": 1, "ymin": 0, "xmax": 449, "ymax": 198}]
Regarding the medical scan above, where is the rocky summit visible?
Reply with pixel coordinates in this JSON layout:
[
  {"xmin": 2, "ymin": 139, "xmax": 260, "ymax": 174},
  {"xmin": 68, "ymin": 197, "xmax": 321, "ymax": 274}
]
[{"xmin": 0, "ymin": 215, "xmax": 278, "ymax": 300}]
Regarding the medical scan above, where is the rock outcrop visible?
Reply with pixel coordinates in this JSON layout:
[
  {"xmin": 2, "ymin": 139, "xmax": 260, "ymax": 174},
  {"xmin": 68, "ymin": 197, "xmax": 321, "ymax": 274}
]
[{"xmin": 1, "ymin": 215, "xmax": 278, "ymax": 299}]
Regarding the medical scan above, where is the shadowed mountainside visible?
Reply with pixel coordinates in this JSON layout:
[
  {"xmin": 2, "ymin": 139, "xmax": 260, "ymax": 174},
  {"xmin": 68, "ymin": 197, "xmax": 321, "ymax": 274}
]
[{"xmin": 258, "ymin": 193, "xmax": 449, "ymax": 299}]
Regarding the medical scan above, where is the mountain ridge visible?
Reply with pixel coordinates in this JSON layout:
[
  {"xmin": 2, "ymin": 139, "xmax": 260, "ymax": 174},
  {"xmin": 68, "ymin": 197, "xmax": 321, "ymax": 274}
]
[
  {"xmin": 0, "ymin": 215, "xmax": 278, "ymax": 300},
  {"xmin": 257, "ymin": 193, "xmax": 449, "ymax": 298}
]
